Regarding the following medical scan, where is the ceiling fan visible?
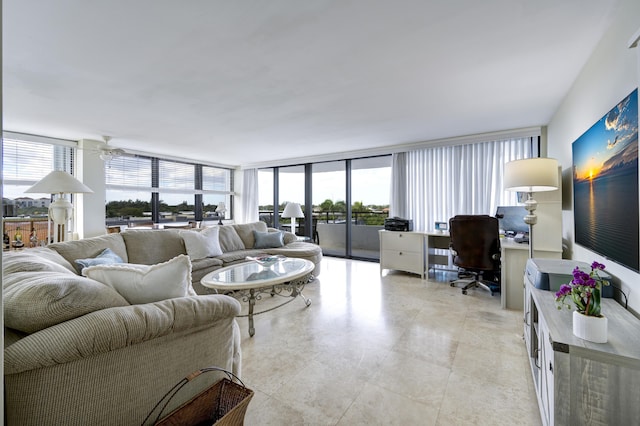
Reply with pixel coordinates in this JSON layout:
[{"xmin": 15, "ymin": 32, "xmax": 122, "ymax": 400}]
[{"xmin": 97, "ymin": 136, "xmax": 126, "ymax": 161}]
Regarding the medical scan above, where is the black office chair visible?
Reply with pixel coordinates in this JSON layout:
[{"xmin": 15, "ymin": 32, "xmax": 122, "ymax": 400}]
[{"xmin": 448, "ymin": 215, "xmax": 501, "ymax": 295}]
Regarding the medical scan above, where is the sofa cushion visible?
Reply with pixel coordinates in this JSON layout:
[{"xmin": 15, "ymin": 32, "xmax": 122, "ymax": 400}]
[
  {"xmin": 49, "ymin": 233, "xmax": 129, "ymax": 274},
  {"xmin": 217, "ymin": 226, "xmax": 245, "ymax": 252},
  {"xmin": 190, "ymin": 257, "xmax": 224, "ymax": 273},
  {"xmin": 83, "ymin": 254, "xmax": 196, "ymax": 304},
  {"xmin": 3, "ymin": 271, "xmax": 129, "ymax": 333},
  {"xmin": 215, "ymin": 249, "xmax": 266, "ymax": 265},
  {"xmin": 180, "ymin": 227, "xmax": 223, "ymax": 260},
  {"xmin": 2, "ymin": 247, "xmax": 76, "ymax": 275},
  {"xmin": 265, "ymin": 242, "xmax": 323, "ymax": 265},
  {"xmin": 121, "ymin": 229, "xmax": 186, "ymax": 264},
  {"xmin": 75, "ymin": 248, "xmax": 124, "ymax": 273},
  {"xmin": 233, "ymin": 222, "xmax": 268, "ymax": 249},
  {"xmin": 253, "ymin": 230, "xmax": 284, "ymax": 249}
]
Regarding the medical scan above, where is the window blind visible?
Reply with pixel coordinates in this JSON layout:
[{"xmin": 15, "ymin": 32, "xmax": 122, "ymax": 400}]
[
  {"xmin": 159, "ymin": 160, "xmax": 194, "ymax": 191},
  {"xmin": 203, "ymin": 166, "xmax": 231, "ymax": 192},
  {"xmin": 105, "ymin": 156, "xmax": 153, "ymax": 191},
  {"xmin": 2, "ymin": 138, "xmax": 74, "ymax": 186}
]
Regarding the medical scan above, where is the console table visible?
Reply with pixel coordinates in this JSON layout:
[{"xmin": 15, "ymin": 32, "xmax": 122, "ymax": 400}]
[{"xmin": 524, "ymin": 277, "xmax": 640, "ymax": 425}]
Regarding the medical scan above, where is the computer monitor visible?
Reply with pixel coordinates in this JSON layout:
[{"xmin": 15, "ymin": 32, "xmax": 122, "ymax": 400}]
[{"xmin": 495, "ymin": 206, "xmax": 529, "ymax": 235}]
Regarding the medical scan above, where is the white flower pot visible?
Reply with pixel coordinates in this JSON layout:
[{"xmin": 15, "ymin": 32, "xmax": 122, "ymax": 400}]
[{"xmin": 573, "ymin": 311, "xmax": 608, "ymax": 343}]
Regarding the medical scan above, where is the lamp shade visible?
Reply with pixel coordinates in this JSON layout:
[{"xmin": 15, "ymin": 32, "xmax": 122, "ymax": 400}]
[
  {"xmin": 24, "ymin": 171, "xmax": 93, "ymax": 194},
  {"xmin": 282, "ymin": 202, "xmax": 304, "ymax": 218},
  {"xmin": 504, "ymin": 158, "xmax": 559, "ymax": 192},
  {"xmin": 215, "ymin": 202, "xmax": 226, "ymax": 213}
]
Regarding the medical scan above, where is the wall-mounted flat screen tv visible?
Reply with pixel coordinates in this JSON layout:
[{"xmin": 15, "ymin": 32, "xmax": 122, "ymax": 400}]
[{"xmin": 572, "ymin": 88, "xmax": 639, "ymax": 272}]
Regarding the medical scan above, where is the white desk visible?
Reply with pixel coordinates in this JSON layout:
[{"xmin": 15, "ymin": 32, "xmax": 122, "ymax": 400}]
[
  {"xmin": 500, "ymin": 239, "xmax": 561, "ymax": 310},
  {"xmin": 380, "ymin": 231, "xmax": 561, "ymax": 310},
  {"xmin": 425, "ymin": 231, "xmax": 454, "ymax": 272}
]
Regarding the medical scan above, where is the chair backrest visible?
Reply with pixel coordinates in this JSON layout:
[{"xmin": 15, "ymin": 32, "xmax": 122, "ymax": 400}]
[
  {"xmin": 297, "ymin": 217, "xmax": 318, "ymax": 235},
  {"xmin": 449, "ymin": 215, "xmax": 500, "ymax": 271}
]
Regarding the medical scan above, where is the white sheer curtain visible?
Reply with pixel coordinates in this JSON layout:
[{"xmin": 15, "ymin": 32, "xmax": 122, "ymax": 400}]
[
  {"xmin": 390, "ymin": 152, "xmax": 407, "ymax": 218},
  {"xmin": 393, "ymin": 138, "xmax": 533, "ymax": 231},
  {"xmin": 241, "ymin": 168, "xmax": 259, "ymax": 223}
]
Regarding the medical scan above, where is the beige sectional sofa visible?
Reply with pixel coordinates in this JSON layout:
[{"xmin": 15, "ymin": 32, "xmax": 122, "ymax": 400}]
[{"xmin": 2, "ymin": 221, "xmax": 322, "ymax": 425}]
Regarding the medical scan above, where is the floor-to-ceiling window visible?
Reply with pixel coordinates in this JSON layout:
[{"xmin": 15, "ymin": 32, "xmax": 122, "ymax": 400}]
[
  {"xmin": 351, "ymin": 157, "xmax": 391, "ymax": 259},
  {"xmin": 258, "ymin": 169, "xmax": 275, "ymax": 227},
  {"xmin": 313, "ymin": 161, "xmax": 346, "ymax": 256},
  {"xmin": 257, "ymin": 155, "xmax": 391, "ymax": 260}
]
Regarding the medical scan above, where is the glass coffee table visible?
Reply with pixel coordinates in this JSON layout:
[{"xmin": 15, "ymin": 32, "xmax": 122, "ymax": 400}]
[{"xmin": 201, "ymin": 258, "xmax": 314, "ymax": 337}]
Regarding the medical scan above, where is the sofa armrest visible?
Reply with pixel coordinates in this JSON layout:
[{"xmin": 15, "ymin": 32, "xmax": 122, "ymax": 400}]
[{"xmin": 4, "ymin": 295, "xmax": 241, "ymax": 374}]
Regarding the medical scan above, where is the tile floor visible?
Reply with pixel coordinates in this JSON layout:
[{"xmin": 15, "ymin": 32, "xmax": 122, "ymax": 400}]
[{"xmin": 238, "ymin": 257, "xmax": 541, "ymax": 425}]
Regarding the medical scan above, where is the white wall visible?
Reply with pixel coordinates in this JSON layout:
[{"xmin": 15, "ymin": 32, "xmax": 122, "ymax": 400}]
[
  {"xmin": 77, "ymin": 139, "xmax": 107, "ymax": 238},
  {"xmin": 547, "ymin": 0, "xmax": 640, "ymax": 314}
]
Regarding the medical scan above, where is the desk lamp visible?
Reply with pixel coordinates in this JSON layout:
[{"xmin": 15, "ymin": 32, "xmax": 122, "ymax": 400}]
[
  {"xmin": 282, "ymin": 202, "xmax": 304, "ymax": 236},
  {"xmin": 215, "ymin": 202, "xmax": 227, "ymax": 225},
  {"xmin": 25, "ymin": 171, "xmax": 93, "ymax": 242},
  {"xmin": 504, "ymin": 158, "xmax": 559, "ymax": 258}
]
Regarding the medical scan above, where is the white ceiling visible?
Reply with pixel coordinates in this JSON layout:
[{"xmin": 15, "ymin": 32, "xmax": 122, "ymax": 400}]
[{"xmin": 3, "ymin": 0, "xmax": 618, "ymax": 167}]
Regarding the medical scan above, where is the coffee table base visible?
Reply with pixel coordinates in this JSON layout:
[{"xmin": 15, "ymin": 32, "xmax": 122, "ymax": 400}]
[{"xmin": 228, "ymin": 273, "xmax": 313, "ymax": 337}]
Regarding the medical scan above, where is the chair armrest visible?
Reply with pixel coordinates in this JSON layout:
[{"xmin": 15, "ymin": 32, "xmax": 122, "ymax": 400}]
[{"xmin": 4, "ymin": 295, "xmax": 241, "ymax": 374}]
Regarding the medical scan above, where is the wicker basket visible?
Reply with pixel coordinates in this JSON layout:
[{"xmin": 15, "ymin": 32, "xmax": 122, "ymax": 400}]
[{"xmin": 143, "ymin": 367, "xmax": 254, "ymax": 426}]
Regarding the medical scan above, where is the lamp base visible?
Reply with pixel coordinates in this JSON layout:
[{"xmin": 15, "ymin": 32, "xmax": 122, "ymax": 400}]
[
  {"xmin": 524, "ymin": 192, "xmax": 537, "ymax": 259},
  {"xmin": 49, "ymin": 197, "xmax": 73, "ymax": 242}
]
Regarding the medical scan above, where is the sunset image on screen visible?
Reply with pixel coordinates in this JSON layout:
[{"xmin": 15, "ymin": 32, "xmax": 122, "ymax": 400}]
[{"xmin": 572, "ymin": 88, "xmax": 639, "ymax": 272}]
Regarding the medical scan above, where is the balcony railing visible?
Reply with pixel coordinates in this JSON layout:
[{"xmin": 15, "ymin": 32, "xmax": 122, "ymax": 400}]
[
  {"xmin": 3, "ymin": 217, "xmax": 53, "ymax": 249},
  {"xmin": 259, "ymin": 210, "xmax": 388, "ymax": 259},
  {"xmin": 258, "ymin": 210, "xmax": 388, "ymax": 227}
]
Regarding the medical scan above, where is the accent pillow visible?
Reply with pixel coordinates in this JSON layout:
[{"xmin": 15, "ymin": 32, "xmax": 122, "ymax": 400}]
[
  {"xmin": 83, "ymin": 254, "xmax": 196, "ymax": 304},
  {"xmin": 253, "ymin": 230, "xmax": 284, "ymax": 249},
  {"xmin": 233, "ymin": 221, "xmax": 268, "ymax": 248},
  {"xmin": 75, "ymin": 248, "xmax": 124, "ymax": 273},
  {"xmin": 180, "ymin": 227, "xmax": 223, "ymax": 260}
]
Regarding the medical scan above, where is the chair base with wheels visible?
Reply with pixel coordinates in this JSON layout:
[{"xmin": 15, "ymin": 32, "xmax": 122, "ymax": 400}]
[{"xmin": 450, "ymin": 270, "xmax": 500, "ymax": 295}]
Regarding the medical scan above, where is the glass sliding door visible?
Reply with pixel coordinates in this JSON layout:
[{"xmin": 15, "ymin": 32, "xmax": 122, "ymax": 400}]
[
  {"xmin": 257, "ymin": 169, "xmax": 275, "ymax": 227},
  {"xmin": 351, "ymin": 156, "xmax": 391, "ymax": 260},
  {"xmin": 256, "ymin": 155, "xmax": 391, "ymax": 260},
  {"xmin": 312, "ymin": 161, "xmax": 346, "ymax": 256},
  {"xmin": 278, "ymin": 165, "xmax": 305, "ymax": 235}
]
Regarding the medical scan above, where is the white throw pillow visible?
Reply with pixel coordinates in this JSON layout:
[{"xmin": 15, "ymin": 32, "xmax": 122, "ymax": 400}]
[
  {"xmin": 82, "ymin": 254, "xmax": 196, "ymax": 304},
  {"xmin": 180, "ymin": 227, "xmax": 223, "ymax": 260}
]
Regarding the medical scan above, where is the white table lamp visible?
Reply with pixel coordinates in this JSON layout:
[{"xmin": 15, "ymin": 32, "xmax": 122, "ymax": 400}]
[
  {"xmin": 25, "ymin": 171, "xmax": 93, "ymax": 242},
  {"xmin": 504, "ymin": 157, "xmax": 559, "ymax": 258},
  {"xmin": 215, "ymin": 202, "xmax": 227, "ymax": 225},
  {"xmin": 282, "ymin": 202, "xmax": 304, "ymax": 236}
]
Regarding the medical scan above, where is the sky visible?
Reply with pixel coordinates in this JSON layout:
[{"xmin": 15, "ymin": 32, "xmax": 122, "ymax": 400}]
[{"xmin": 258, "ymin": 167, "xmax": 391, "ymax": 207}]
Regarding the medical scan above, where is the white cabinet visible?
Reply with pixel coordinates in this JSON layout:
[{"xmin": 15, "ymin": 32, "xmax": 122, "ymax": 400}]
[
  {"xmin": 524, "ymin": 276, "xmax": 640, "ymax": 425},
  {"xmin": 379, "ymin": 230, "xmax": 426, "ymax": 278}
]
